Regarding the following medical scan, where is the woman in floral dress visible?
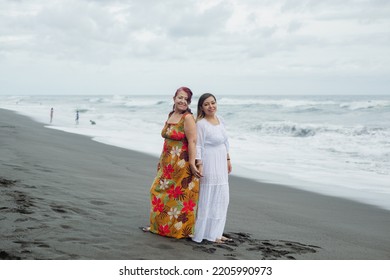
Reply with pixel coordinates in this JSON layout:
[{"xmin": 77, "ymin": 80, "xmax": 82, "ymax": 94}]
[{"xmin": 143, "ymin": 87, "xmax": 201, "ymax": 238}]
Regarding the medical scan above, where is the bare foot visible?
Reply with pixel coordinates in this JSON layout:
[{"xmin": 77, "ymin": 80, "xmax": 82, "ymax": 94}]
[{"xmin": 221, "ymin": 236, "xmax": 233, "ymax": 242}]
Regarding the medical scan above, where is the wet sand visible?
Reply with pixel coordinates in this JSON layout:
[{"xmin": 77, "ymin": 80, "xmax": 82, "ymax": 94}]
[{"xmin": 1, "ymin": 108, "xmax": 390, "ymax": 260}]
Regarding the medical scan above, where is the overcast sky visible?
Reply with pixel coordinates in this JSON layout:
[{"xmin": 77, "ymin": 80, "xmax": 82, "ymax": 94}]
[{"xmin": 1, "ymin": 0, "xmax": 389, "ymax": 96}]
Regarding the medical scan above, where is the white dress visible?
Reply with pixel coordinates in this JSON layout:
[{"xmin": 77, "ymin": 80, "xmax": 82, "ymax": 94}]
[{"xmin": 192, "ymin": 116, "xmax": 230, "ymax": 243}]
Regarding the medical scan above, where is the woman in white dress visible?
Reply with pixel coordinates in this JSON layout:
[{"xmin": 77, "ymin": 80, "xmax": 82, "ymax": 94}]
[{"xmin": 192, "ymin": 93, "xmax": 232, "ymax": 243}]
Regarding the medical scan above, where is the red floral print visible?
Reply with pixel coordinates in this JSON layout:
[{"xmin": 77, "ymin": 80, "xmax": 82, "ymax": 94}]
[
  {"xmin": 152, "ymin": 196, "xmax": 164, "ymax": 212},
  {"xmin": 163, "ymin": 142, "xmax": 169, "ymax": 153},
  {"xmin": 171, "ymin": 130, "xmax": 185, "ymax": 140},
  {"xmin": 158, "ymin": 224, "xmax": 170, "ymax": 236},
  {"xmin": 167, "ymin": 185, "xmax": 183, "ymax": 199},
  {"xmin": 182, "ymin": 200, "xmax": 196, "ymax": 213},
  {"xmin": 163, "ymin": 164, "xmax": 174, "ymax": 179}
]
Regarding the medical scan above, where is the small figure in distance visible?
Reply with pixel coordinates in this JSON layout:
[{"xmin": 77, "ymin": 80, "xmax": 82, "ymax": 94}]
[{"xmin": 50, "ymin": 108, "xmax": 54, "ymax": 123}]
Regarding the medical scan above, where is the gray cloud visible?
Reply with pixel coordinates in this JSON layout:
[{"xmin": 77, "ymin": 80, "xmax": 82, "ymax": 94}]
[{"xmin": 0, "ymin": 0, "xmax": 389, "ymax": 95}]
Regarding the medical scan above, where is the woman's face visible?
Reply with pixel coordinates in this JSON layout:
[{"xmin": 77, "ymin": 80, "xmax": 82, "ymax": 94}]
[
  {"xmin": 201, "ymin": 96, "xmax": 217, "ymax": 117},
  {"xmin": 173, "ymin": 90, "xmax": 190, "ymax": 112}
]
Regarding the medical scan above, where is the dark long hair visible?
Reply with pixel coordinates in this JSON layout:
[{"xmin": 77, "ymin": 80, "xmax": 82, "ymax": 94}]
[
  {"xmin": 196, "ymin": 93, "xmax": 216, "ymax": 121},
  {"xmin": 169, "ymin": 86, "xmax": 193, "ymax": 116}
]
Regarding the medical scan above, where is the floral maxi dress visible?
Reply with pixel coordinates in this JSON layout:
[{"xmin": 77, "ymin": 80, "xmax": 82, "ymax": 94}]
[{"xmin": 149, "ymin": 112, "xmax": 199, "ymax": 238}]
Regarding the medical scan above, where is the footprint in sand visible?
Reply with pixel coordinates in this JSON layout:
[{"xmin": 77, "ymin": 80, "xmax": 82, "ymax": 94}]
[
  {"xmin": 187, "ymin": 232, "xmax": 321, "ymax": 260},
  {"xmin": 0, "ymin": 177, "xmax": 18, "ymax": 186},
  {"xmin": 0, "ymin": 251, "xmax": 21, "ymax": 260}
]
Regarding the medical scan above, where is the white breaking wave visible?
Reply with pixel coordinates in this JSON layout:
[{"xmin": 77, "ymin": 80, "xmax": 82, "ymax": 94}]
[{"xmin": 250, "ymin": 121, "xmax": 390, "ymax": 137}]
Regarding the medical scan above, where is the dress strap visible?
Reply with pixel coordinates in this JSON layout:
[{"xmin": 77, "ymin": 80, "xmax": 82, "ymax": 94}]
[
  {"xmin": 166, "ymin": 111, "xmax": 192, "ymax": 125},
  {"xmin": 182, "ymin": 111, "xmax": 193, "ymax": 119}
]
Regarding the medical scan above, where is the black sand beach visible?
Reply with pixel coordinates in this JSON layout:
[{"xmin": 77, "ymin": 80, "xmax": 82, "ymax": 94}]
[{"xmin": 1, "ymin": 108, "xmax": 390, "ymax": 260}]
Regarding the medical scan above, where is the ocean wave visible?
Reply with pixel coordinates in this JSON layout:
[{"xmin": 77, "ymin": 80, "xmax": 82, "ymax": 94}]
[
  {"xmin": 339, "ymin": 100, "xmax": 390, "ymax": 111},
  {"xmin": 115, "ymin": 98, "xmax": 167, "ymax": 108},
  {"xmin": 219, "ymin": 97, "xmax": 337, "ymax": 108},
  {"xmin": 251, "ymin": 122, "xmax": 317, "ymax": 137},
  {"xmin": 75, "ymin": 108, "xmax": 89, "ymax": 113},
  {"xmin": 250, "ymin": 122, "xmax": 389, "ymax": 137},
  {"xmin": 88, "ymin": 97, "xmax": 106, "ymax": 103},
  {"xmin": 220, "ymin": 97, "xmax": 390, "ymax": 114},
  {"xmin": 87, "ymin": 95, "xmax": 167, "ymax": 108}
]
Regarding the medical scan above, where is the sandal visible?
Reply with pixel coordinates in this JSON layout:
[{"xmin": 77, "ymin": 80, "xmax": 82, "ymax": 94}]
[{"xmin": 139, "ymin": 226, "xmax": 150, "ymax": 232}]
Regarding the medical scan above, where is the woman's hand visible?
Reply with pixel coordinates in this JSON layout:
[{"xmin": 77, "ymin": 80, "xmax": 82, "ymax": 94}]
[
  {"xmin": 198, "ymin": 165, "xmax": 203, "ymax": 178},
  {"xmin": 227, "ymin": 160, "xmax": 232, "ymax": 174},
  {"xmin": 190, "ymin": 163, "xmax": 203, "ymax": 178}
]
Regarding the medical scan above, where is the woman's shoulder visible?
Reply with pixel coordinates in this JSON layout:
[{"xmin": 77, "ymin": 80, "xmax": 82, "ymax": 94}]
[
  {"xmin": 182, "ymin": 112, "xmax": 196, "ymax": 127},
  {"xmin": 183, "ymin": 112, "xmax": 195, "ymax": 121},
  {"xmin": 196, "ymin": 118, "xmax": 207, "ymax": 125},
  {"xmin": 196, "ymin": 118, "xmax": 211, "ymax": 132},
  {"xmin": 183, "ymin": 111, "xmax": 193, "ymax": 117}
]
